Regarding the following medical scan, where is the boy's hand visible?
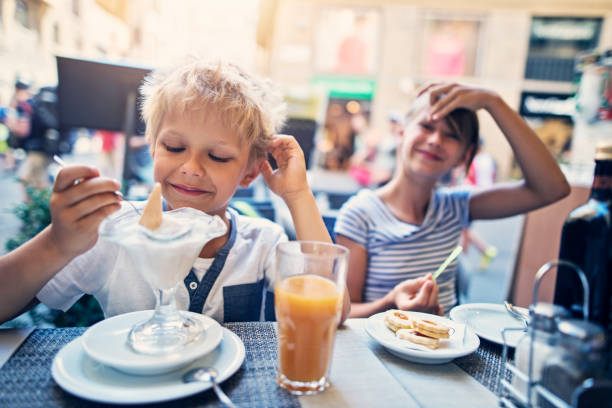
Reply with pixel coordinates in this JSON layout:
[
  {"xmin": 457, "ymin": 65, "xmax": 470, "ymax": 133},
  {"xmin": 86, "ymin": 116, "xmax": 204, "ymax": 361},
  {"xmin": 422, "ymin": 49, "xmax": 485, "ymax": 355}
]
[
  {"xmin": 262, "ymin": 135, "xmax": 332, "ymax": 243},
  {"xmin": 417, "ymin": 82, "xmax": 499, "ymax": 121},
  {"xmin": 260, "ymin": 135, "xmax": 310, "ymax": 203},
  {"xmin": 48, "ymin": 165, "xmax": 122, "ymax": 258},
  {"xmin": 389, "ymin": 274, "xmax": 443, "ymax": 315}
]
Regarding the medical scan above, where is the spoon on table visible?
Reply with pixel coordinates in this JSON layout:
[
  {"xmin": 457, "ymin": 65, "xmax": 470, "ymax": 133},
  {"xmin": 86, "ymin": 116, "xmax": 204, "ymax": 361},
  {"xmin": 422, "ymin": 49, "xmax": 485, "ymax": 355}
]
[
  {"xmin": 183, "ymin": 367, "xmax": 238, "ymax": 408},
  {"xmin": 53, "ymin": 155, "xmax": 141, "ymax": 215},
  {"xmin": 504, "ymin": 301, "xmax": 529, "ymax": 329}
]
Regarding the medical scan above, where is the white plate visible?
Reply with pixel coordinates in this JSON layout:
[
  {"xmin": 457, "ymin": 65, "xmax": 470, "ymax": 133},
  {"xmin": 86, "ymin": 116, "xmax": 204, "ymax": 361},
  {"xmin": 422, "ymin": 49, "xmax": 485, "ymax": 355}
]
[
  {"xmin": 52, "ymin": 327, "xmax": 244, "ymax": 405},
  {"xmin": 449, "ymin": 303, "xmax": 528, "ymax": 348},
  {"xmin": 81, "ymin": 310, "xmax": 223, "ymax": 375},
  {"xmin": 365, "ymin": 311, "xmax": 480, "ymax": 364}
]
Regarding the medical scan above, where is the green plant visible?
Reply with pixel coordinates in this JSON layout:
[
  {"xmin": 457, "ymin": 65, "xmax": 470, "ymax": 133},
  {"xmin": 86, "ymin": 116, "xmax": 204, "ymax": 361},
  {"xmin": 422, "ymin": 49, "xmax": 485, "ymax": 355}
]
[
  {"xmin": 5, "ymin": 186, "xmax": 104, "ymax": 327},
  {"xmin": 5, "ymin": 186, "xmax": 52, "ymax": 252}
]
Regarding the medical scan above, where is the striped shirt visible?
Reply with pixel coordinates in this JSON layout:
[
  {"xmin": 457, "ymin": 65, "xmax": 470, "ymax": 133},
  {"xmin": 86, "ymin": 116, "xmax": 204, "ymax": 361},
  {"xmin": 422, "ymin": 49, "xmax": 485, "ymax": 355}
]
[{"xmin": 334, "ymin": 188, "xmax": 471, "ymax": 313}]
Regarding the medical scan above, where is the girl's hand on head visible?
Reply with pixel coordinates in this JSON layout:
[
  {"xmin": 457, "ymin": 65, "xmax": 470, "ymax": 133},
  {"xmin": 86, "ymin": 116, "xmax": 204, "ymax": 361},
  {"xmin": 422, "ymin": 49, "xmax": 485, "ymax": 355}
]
[
  {"xmin": 49, "ymin": 165, "xmax": 122, "ymax": 258},
  {"xmin": 418, "ymin": 83, "xmax": 498, "ymax": 121},
  {"xmin": 259, "ymin": 134, "xmax": 310, "ymax": 202},
  {"xmin": 392, "ymin": 273, "xmax": 442, "ymax": 315}
]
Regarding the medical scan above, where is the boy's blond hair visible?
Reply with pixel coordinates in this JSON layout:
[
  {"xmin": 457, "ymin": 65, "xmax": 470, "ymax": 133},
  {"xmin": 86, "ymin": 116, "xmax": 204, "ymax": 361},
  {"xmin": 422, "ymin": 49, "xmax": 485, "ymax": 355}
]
[{"xmin": 140, "ymin": 59, "xmax": 286, "ymax": 160}]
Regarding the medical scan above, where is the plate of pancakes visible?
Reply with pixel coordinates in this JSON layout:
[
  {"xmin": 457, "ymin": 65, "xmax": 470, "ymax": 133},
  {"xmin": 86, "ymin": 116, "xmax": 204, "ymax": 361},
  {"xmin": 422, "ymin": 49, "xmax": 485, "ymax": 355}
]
[{"xmin": 365, "ymin": 310, "xmax": 480, "ymax": 364}]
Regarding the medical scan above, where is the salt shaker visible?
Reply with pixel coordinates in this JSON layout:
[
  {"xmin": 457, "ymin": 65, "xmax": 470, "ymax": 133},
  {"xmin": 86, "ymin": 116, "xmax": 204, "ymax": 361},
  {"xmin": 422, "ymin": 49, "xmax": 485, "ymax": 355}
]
[
  {"xmin": 539, "ymin": 319, "xmax": 606, "ymax": 408},
  {"xmin": 513, "ymin": 302, "xmax": 570, "ymax": 405}
]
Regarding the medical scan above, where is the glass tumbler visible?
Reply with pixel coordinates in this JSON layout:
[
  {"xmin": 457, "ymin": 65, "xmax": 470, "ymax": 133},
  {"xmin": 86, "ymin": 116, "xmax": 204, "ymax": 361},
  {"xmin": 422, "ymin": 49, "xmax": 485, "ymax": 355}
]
[{"xmin": 274, "ymin": 241, "xmax": 348, "ymax": 395}]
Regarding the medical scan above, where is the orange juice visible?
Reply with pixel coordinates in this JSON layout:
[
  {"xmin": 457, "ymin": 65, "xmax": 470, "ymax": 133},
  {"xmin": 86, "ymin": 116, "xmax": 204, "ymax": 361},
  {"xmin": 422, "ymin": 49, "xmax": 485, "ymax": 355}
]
[{"xmin": 275, "ymin": 274, "xmax": 341, "ymax": 383}]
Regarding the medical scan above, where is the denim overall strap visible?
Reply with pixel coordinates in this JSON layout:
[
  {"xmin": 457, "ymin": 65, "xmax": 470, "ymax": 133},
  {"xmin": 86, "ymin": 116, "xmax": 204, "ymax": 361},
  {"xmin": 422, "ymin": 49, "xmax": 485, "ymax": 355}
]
[{"xmin": 184, "ymin": 211, "xmax": 237, "ymax": 314}]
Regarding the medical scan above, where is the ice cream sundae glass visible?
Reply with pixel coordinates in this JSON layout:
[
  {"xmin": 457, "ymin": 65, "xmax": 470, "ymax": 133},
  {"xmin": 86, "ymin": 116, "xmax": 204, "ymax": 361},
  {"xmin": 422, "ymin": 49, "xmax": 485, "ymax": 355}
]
[{"xmin": 98, "ymin": 184, "xmax": 227, "ymax": 355}]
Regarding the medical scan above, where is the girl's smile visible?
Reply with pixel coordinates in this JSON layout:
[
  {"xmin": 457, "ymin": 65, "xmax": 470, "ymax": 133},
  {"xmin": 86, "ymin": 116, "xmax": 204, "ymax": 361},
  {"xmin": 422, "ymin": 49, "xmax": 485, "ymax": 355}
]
[{"xmin": 415, "ymin": 149, "xmax": 443, "ymax": 162}]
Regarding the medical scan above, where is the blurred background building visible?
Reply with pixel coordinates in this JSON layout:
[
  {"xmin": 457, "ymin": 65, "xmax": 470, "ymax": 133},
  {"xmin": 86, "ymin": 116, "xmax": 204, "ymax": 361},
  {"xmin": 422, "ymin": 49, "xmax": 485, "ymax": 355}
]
[
  {"xmin": 256, "ymin": 0, "xmax": 612, "ymax": 182},
  {"xmin": 1, "ymin": 0, "xmax": 610, "ymax": 181},
  {"xmin": 0, "ymin": 0, "xmax": 260, "ymax": 108}
]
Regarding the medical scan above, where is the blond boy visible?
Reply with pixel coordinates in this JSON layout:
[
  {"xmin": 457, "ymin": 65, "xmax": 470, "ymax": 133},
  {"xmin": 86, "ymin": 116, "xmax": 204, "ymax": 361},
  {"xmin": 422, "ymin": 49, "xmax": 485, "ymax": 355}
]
[{"xmin": 0, "ymin": 60, "xmax": 348, "ymax": 324}]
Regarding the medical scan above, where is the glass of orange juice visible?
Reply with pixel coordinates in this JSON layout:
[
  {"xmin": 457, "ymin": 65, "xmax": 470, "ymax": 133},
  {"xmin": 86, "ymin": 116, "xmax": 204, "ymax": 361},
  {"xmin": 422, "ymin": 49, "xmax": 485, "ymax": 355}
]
[{"xmin": 274, "ymin": 241, "xmax": 348, "ymax": 395}]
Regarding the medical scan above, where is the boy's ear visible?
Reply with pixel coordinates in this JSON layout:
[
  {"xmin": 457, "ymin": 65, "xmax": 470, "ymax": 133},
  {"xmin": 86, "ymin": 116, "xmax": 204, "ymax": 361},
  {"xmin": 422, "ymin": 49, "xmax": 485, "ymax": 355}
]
[{"xmin": 239, "ymin": 157, "xmax": 263, "ymax": 187}]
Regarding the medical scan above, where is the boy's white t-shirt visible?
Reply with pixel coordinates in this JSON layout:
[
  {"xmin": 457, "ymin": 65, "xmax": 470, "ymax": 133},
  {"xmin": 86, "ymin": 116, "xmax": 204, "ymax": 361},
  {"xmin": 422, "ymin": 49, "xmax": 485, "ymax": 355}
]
[{"xmin": 36, "ymin": 207, "xmax": 287, "ymax": 323}]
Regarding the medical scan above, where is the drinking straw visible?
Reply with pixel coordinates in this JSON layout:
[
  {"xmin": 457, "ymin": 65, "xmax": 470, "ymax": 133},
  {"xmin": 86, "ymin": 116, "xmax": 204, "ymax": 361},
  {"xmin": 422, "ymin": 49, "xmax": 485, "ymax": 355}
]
[{"xmin": 432, "ymin": 245, "xmax": 463, "ymax": 281}]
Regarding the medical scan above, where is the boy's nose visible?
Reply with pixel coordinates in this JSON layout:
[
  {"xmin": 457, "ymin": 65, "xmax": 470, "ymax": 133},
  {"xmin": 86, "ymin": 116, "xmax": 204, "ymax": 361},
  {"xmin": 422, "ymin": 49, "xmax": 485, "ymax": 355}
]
[{"xmin": 181, "ymin": 157, "xmax": 205, "ymax": 177}]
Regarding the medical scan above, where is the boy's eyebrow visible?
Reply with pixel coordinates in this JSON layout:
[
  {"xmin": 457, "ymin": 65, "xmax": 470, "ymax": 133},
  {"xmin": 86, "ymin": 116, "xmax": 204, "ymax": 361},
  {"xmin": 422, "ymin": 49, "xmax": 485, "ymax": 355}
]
[
  {"xmin": 158, "ymin": 129, "xmax": 184, "ymax": 138},
  {"xmin": 158, "ymin": 127, "xmax": 243, "ymax": 151},
  {"xmin": 211, "ymin": 139, "xmax": 234, "ymax": 147}
]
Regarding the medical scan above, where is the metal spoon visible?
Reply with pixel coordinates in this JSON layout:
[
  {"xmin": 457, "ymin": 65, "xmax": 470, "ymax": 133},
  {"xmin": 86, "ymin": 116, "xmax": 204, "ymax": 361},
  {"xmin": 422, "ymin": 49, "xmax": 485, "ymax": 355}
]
[
  {"xmin": 53, "ymin": 155, "xmax": 141, "ymax": 215},
  {"xmin": 504, "ymin": 301, "xmax": 528, "ymax": 329},
  {"xmin": 183, "ymin": 367, "xmax": 237, "ymax": 408}
]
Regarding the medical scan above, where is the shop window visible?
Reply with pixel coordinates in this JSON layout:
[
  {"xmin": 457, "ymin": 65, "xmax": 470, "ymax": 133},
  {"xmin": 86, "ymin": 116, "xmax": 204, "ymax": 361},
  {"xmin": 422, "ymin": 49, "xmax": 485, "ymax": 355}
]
[
  {"xmin": 511, "ymin": 91, "xmax": 574, "ymax": 178},
  {"xmin": 72, "ymin": 0, "xmax": 80, "ymax": 17},
  {"xmin": 314, "ymin": 8, "xmax": 380, "ymax": 76},
  {"xmin": 525, "ymin": 17, "xmax": 602, "ymax": 82},
  {"xmin": 421, "ymin": 17, "xmax": 482, "ymax": 78},
  {"xmin": 309, "ymin": 76, "xmax": 376, "ymax": 172},
  {"xmin": 15, "ymin": 0, "xmax": 29, "ymax": 29},
  {"xmin": 318, "ymin": 98, "xmax": 372, "ymax": 171}
]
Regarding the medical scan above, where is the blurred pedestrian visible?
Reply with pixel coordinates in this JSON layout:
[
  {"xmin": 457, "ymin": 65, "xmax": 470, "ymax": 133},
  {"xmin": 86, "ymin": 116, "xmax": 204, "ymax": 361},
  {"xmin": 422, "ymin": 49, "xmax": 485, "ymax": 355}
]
[
  {"xmin": 349, "ymin": 113, "xmax": 402, "ymax": 187},
  {"xmin": 4, "ymin": 77, "xmax": 55, "ymax": 199},
  {"xmin": 0, "ymin": 106, "xmax": 13, "ymax": 170},
  {"xmin": 2, "ymin": 77, "xmax": 33, "ymax": 172},
  {"xmin": 460, "ymin": 139, "xmax": 499, "ymax": 269},
  {"xmin": 95, "ymin": 130, "xmax": 123, "ymax": 180},
  {"xmin": 124, "ymin": 134, "xmax": 154, "ymax": 198}
]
